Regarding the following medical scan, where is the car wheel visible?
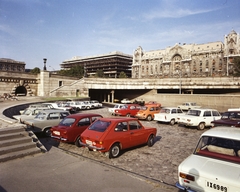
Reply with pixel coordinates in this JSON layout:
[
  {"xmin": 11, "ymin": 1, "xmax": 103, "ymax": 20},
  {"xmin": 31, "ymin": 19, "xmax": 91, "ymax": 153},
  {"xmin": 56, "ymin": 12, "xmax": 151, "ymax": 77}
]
[
  {"xmin": 86, "ymin": 106, "xmax": 90, "ymax": 109},
  {"xmin": 75, "ymin": 136, "xmax": 81, "ymax": 147},
  {"xmin": 198, "ymin": 122, "xmax": 205, "ymax": 130},
  {"xmin": 147, "ymin": 134, "xmax": 155, "ymax": 147},
  {"xmin": 126, "ymin": 113, "xmax": 131, "ymax": 117},
  {"xmin": 109, "ymin": 143, "xmax": 121, "ymax": 159},
  {"xmin": 44, "ymin": 128, "xmax": 51, "ymax": 137},
  {"xmin": 146, "ymin": 115, "xmax": 152, "ymax": 121},
  {"xmin": 169, "ymin": 119, "xmax": 175, "ymax": 126}
]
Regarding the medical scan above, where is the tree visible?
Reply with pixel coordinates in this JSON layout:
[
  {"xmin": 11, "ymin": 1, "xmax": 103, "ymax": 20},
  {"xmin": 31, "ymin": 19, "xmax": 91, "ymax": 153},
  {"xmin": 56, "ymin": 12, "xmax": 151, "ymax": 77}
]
[
  {"xmin": 57, "ymin": 65, "xmax": 84, "ymax": 78},
  {"xmin": 233, "ymin": 56, "xmax": 240, "ymax": 77},
  {"xmin": 30, "ymin": 67, "xmax": 40, "ymax": 74},
  {"xmin": 119, "ymin": 71, "xmax": 128, "ymax": 78},
  {"xmin": 95, "ymin": 69, "xmax": 105, "ymax": 78}
]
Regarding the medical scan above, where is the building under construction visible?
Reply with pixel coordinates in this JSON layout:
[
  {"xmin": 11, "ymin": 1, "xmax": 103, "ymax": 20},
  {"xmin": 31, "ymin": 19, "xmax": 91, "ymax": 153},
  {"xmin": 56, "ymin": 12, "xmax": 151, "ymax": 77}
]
[{"xmin": 60, "ymin": 51, "xmax": 132, "ymax": 78}]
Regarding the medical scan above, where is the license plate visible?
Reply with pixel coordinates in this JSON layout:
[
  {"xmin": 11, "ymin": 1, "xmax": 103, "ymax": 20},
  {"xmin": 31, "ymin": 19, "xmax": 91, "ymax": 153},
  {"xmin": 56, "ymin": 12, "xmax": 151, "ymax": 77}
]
[
  {"xmin": 53, "ymin": 131, "xmax": 60, "ymax": 136},
  {"xmin": 206, "ymin": 181, "xmax": 228, "ymax": 192},
  {"xmin": 86, "ymin": 140, "xmax": 93, "ymax": 146}
]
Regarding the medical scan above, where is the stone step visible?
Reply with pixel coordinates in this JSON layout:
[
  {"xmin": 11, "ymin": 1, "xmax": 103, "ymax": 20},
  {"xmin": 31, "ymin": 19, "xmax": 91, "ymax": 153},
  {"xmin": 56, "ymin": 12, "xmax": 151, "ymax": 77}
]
[
  {"xmin": 0, "ymin": 127, "xmax": 25, "ymax": 134},
  {"xmin": 0, "ymin": 136, "xmax": 32, "ymax": 148},
  {"xmin": 0, "ymin": 131, "xmax": 28, "ymax": 141},
  {"xmin": 0, "ymin": 142, "xmax": 37, "ymax": 155},
  {"xmin": 0, "ymin": 147, "xmax": 42, "ymax": 163}
]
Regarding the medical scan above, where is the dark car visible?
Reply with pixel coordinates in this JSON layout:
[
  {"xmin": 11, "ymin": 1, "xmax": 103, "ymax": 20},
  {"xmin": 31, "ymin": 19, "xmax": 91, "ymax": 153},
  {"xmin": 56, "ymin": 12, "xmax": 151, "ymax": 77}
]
[
  {"xmin": 51, "ymin": 113, "xmax": 103, "ymax": 146},
  {"xmin": 211, "ymin": 111, "xmax": 240, "ymax": 128}
]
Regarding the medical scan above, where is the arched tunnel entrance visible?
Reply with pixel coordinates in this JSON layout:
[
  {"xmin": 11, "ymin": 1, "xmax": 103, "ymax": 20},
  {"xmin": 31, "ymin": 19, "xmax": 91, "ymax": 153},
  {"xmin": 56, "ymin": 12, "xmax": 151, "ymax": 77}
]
[{"xmin": 15, "ymin": 86, "xmax": 27, "ymax": 96}]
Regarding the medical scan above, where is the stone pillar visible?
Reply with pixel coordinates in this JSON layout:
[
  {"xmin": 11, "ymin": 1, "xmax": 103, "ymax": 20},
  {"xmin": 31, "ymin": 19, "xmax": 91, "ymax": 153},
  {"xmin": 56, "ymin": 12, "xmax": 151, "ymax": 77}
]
[
  {"xmin": 38, "ymin": 71, "xmax": 50, "ymax": 96},
  {"xmin": 111, "ymin": 90, "xmax": 115, "ymax": 103}
]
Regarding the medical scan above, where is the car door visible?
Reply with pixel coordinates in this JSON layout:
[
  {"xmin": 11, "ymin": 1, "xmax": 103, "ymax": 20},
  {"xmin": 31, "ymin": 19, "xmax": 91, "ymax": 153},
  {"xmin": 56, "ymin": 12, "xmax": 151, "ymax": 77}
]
[
  {"xmin": 203, "ymin": 110, "xmax": 214, "ymax": 126},
  {"xmin": 128, "ymin": 120, "xmax": 146, "ymax": 146},
  {"xmin": 71, "ymin": 117, "xmax": 91, "ymax": 141}
]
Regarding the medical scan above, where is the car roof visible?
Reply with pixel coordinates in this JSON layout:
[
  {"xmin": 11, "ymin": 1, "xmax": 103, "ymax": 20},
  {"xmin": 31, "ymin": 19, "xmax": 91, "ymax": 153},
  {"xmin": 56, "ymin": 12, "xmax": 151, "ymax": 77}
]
[
  {"xmin": 98, "ymin": 117, "xmax": 138, "ymax": 122},
  {"xmin": 162, "ymin": 107, "xmax": 181, "ymax": 109},
  {"xmin": 189, "ymin": 108, "xmax": 218, "ymax": 111},
  {"xmin": 202, "ymin": 127, "xmax": 240, "ymax": 140},
  {"xmin": 37, "ymin": 109, "xmax": 68, "ymax": 113},
  {"xmin": 66, "ymin": 113, "xmax": 102, "ymax": 118}
]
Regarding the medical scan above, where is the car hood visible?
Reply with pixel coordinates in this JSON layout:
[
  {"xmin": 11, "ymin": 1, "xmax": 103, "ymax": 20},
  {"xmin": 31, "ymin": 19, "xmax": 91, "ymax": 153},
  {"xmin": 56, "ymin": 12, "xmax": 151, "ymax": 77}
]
[
  {"xmin": 179, "ymin": 154, "xmax": 240, "ymax": 186},
  {"xmin": 13, "ymin": 115, "xmax": 21, "ymax": 120}
]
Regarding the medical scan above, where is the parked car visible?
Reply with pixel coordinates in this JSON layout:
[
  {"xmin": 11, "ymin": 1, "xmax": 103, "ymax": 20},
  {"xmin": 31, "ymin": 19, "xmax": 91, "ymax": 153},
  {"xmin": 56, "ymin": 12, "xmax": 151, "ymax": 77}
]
[
  {"xmin": 114, "ymin": 104, "xmax": 141, "ymax": 117},
  {"xmin": 108, "ymin": 104, "xmax": 126, "ymax": 115},
  {"xmin": 19, "ymin": 103, "xmax": 52, "ymax": 114},
  {"xmin": 66, "ymin": 101, "xmax": 87, "ymax": 111},
  {"xmin": 177, "ymin": 102, "xmax": 201, "ymax": 111},
  {"xmin": 79, "ymin": 117, "xmax": 157, "ymax": 158},
  {"xmin": 42, "ymin": 102, "xmax": 76, "ymax": 114},
  {"xmin": 51, "ymin": 113, "xmax": 103, "ymax": 146},
  {"xmin": 121, "ymin": 98, "xmax": 132, "ymax": 104},
  {"xmin": 13, "ymin": 107, "xmax": 50, "ymax": 123},
  {"xmin": 24, "ymin": 109, "xmax": 70, "ymax": 136},
  {"xmin": 154, "ymin": 107, "xmax": 185, "ymax": 125},
  {"xmin": 228, "ymin": 108, "xmax": 240, "ymax": 111},
  {"xmin": 211, "ymin": 111, "xmax": 240, "ymax": 128},
  {"xmin": 176, "ymin": 127, "xmax": 240, "ymax": 192},
  {"xmin": 135, "ymin": 103, "xmax": 161, "ymax": 121},
  {"xmin": 177, "ymin": 108, "xmax": 221, "ymax": 130},
  {"xmin": 90, "ymin": 100, "xmax": 103, "ymax": 108}
]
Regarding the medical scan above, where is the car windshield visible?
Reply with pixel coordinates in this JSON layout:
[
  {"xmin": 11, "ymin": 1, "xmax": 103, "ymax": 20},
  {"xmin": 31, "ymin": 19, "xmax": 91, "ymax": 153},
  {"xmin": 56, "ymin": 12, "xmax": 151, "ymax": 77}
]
[
  {"xmin": 222, "ymin": 112, "xmax": 240, "ymax": 120},
  {"xmin": 141, "ymin": 106, "xmax": 148, "ymax": 110},
  {"xmin": 88, "ymin": 120, "xmax": 111, "ymax": 132},
  {"xmin": 194, "ymin": 136, "xmax": 240, "ymax": 164},
  {"xmin": 59, "ymin": 118, "xmax": 75, "ymax": 126},
  {"xmin": 22, "ymin": 109, "xmax": 33, "ymax": 115},
  {"xmin": 160, "ymin": 108, "xmax": 170, "ymax": 113},
  {"xmin": 187, "ymin": 110, "xmax": 201, "ymax": 116}
]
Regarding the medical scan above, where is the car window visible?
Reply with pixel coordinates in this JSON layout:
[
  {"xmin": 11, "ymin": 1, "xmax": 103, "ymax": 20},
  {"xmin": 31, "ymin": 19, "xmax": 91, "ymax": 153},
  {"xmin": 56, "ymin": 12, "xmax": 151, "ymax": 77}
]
[
  {"xmin": 172, "ymin": 109, "xmax": 176, "ymax": 114},
  {"xmin": 129, "ymin": 120, "xmax": 142, "ymax": 130},
  {"xmin": 195, "ymin": 136, "xmax": 240, "ymax": 163},
  {"xmin": 92, "ymin": 116, "xmax": 102, "ymax": 122},
  {"xmin": 59, "ymin": 118, "xmax": 75, "ymax": 126},
  {"xmin": 48, "ymin": 112, "xmax": 59, "ymax": 119},
  {"xmin": 203, "ymin": 111, "xmax": 211, "ymax": 117},
  {"xmin": 88, "ymin": 120, "xmax": 111, "ymax": 132},
  {"xmin": 78, "ymin": 117, "xmax": 90, "ymax": 126},
  {"xmin": 161, "ymin": 108, "xmax": 170, "ymax": 113},
  {"xmin": 35, "ymin": 112, "xmax": 46, "ymax": 120},
  {"xmin": 130, "ymin": 106, "xmax": 135, "ymax": 109},
  {"xmin": 177, "ymin": 109, "xmax": 183, "ymax": 113},
  {"xmin": 187, "ymin": 110, "xmax": 201, "ymax": 116},
  {"xmin": 115, "ymin": 121, "xmax": 128, "ymax": 132},
  {"xmin": 60, "ymin": 112, "xmax": 69, "ymax": 119},
  {"xmin": 212, "ymin": 110, "xmax": 221, "ymax": 117}
]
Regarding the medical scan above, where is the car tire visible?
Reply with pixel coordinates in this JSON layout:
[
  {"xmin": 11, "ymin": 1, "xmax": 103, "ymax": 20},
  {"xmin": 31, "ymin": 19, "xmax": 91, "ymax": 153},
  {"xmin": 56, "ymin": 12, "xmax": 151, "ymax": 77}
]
[
  {"xmin": 147, "ymin": 134, "xmax": 155, "ymax": 147},
  {"xmin": 43, "ymin": 128, "xmax": 51, "ymax": 137},
  {"xmin": 109, "ymin": 143, "xmax": 121, "ymax": 159},
  {"xmin": 75, "ymin": 136, "xmax": 81, "ymax": 147},
  {"xmin": 198, "ymin": 122, "xmax": 205, "ymax": 130},
  {"xmin": 86, "ymin": 106, "xmax": 90, "ymax": 110},
  {"xmin": 146, "ymin": 115, "xmax": 152, "ymax": 121},
  {"xmin": 170, "ymin": 119, "xmax": 175, "ymax": 126}
]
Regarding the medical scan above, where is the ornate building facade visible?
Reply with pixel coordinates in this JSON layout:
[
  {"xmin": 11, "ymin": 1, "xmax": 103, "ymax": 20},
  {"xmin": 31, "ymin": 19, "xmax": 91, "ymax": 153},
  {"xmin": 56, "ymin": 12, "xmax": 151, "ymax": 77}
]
[
  {"xmin": 132, "ymin": 30, "xmax": 240, "ymax": 78},
  {"xmin": 0, "ymin": 58, "xmax": 26, "ymax": 72}
]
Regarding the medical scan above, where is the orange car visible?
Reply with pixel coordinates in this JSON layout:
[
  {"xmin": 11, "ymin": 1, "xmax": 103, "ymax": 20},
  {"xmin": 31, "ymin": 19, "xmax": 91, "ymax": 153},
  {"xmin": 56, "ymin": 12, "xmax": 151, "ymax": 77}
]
[
  {"xmin": 79, "ymin": 117, "xmax": 157, "ymax": 158},
  {"xmin": 135, "ymin": 103, "xmax": 161, "ymax": 121}
]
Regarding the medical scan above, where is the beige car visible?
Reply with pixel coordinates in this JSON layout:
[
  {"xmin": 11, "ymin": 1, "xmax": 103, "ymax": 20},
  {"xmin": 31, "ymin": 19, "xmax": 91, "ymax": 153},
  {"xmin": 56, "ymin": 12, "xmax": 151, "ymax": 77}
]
[{"xmin": 24, "ymin": 109, "xmax": 70, "ymax": 136}]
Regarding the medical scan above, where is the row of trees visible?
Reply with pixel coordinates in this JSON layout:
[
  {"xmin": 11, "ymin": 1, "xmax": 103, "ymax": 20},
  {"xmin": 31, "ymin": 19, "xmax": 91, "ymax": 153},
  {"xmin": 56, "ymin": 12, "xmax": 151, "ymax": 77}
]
[{"xmin": 30, "ymin": 57, "xmax": 240, "ymax": 77}]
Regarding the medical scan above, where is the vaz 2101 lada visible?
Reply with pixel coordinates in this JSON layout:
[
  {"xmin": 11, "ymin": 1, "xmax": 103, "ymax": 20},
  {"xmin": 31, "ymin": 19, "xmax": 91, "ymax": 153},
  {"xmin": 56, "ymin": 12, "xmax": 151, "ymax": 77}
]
[{"xmin": 176, "ymin": 127, "xmax": 240, "ymax": 192}]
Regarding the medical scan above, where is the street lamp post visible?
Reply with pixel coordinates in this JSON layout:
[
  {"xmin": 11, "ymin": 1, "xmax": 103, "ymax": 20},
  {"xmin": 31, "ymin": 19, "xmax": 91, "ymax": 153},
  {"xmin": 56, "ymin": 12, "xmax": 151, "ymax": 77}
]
[
  {"xmin": 43, "ymin": 58, "xmax": 47, "ymax": 71},
  {"xmin": 179, "ymin": 70, "xmax": 182, "ymax": 94}
]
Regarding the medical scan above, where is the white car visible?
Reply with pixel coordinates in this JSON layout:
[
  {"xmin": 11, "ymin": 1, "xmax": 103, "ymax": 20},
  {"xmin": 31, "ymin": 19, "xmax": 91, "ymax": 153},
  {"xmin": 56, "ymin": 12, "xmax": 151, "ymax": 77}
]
[
  {"xmin": 176, "ymin": 127, "xmax": 240, "ymax": 192},
  {"xmin": 90, "ymin": 100, "xmax": 103, "ymax": 108},
  {"xmin": 121, "ymin": 98, "xmax": 132, "ymax": 104},
  {"xmin": 177, "ymin": 108, "xmax": 221, "ymax": 130},
  {"xmin": 154, "ymin": 107, "xmax": 185, "ymax": 125},
  {"xmin": 177, "ymin": 102, "xmax": 201, "ymax": 111},
  {"xmin": 108, "ymin": 104, "xmax": 126, "ymax": 115}
]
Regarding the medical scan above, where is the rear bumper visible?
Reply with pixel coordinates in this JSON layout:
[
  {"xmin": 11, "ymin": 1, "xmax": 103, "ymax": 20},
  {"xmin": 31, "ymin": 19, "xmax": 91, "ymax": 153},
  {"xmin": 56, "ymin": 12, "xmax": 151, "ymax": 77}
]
[
  {"xmin": 51, "ymin": 135, "xmax": 67, "ymax": 141},
  {"xmin": 79, "ymin": 141, "xmax": 105, "ymax": 151},
  {"xmin": 175, "ymin": 182, "xmax": 196, "ymax": 192}
]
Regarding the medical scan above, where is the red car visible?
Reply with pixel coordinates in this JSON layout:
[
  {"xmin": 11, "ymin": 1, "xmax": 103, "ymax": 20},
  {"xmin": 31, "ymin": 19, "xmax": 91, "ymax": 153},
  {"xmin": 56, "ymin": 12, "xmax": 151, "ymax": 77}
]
[
  {"xmin": 51, "ymin": 113, "xmax": 103, "ymax": 146},
  {"xmin": 211, "ymin": 111, "xmax": 240, "ymax": 127},
  {"xmin": 79, "ymin": 117, "xmax": 157, "ymax": 158},
  {"xmin": 114, "ymin": 104, "xmax": 141, "ymax": 117}
]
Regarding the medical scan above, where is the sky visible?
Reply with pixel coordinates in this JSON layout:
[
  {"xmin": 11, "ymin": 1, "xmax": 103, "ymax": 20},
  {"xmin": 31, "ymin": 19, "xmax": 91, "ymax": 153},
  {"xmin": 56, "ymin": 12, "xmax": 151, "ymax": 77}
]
[{"xmin": 0, "ymin": 0, "xmax": 240, "ymax": 70}]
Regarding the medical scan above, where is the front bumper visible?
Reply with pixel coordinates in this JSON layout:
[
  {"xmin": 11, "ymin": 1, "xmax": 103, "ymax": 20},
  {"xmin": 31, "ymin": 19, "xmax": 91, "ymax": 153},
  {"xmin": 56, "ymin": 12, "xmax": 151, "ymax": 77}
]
[{"xmin": 175, "ymin": 182, "xmax": 196, "ymax": 192}]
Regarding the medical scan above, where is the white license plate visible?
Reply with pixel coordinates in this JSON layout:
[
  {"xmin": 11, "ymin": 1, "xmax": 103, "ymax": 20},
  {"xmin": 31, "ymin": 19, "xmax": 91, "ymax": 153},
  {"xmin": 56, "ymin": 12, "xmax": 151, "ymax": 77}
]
[
  {"xmin": 53, "ymin": 131, "xmax": 60, "ymax": 136},
  {"xmin": 86, "ymin": 140, "xmax": 93, "ymax": 146},
  {"xmin": 206, "ymin": 181, "xmax": 228, "ymax": 192}
]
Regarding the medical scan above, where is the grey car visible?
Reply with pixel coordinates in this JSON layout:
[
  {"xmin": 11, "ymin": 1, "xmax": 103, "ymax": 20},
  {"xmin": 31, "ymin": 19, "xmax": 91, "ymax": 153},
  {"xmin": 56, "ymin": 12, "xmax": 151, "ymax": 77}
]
[{"xmin": 24, "ymin": 109, "xmax": 70, "ymax": 136}]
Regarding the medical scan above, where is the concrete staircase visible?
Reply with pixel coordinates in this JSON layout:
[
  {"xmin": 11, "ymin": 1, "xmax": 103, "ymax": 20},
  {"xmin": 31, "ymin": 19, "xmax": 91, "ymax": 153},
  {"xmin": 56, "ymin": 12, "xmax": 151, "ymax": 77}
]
[{"xmin": 0, "ymin": 126, "xmax": 47, "ymax": 163}]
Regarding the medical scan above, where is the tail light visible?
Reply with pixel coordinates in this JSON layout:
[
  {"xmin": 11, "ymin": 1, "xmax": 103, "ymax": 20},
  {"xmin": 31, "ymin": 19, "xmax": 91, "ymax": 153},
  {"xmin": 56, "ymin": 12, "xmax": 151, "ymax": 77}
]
[{"xmin": 179, "ymin": 172, "xmax": 195, "ymax": 182}]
